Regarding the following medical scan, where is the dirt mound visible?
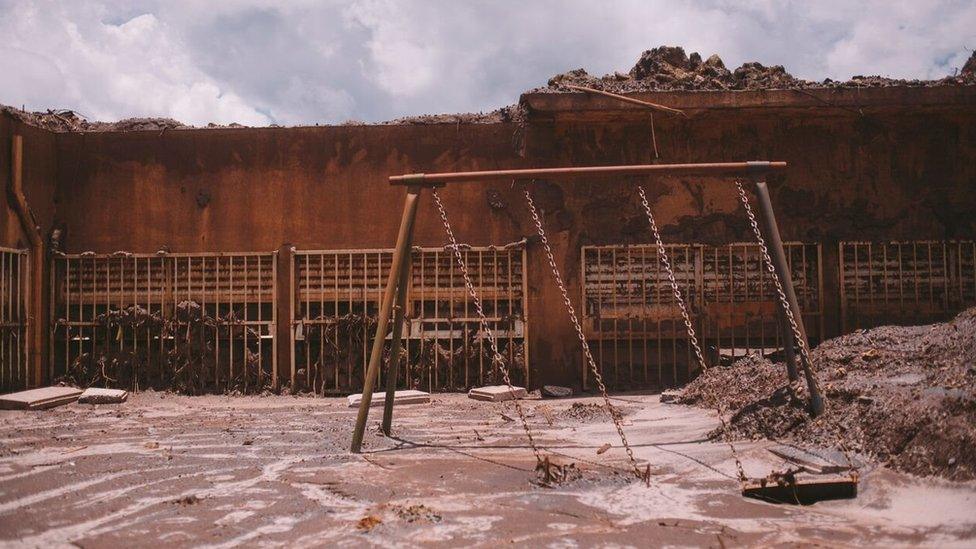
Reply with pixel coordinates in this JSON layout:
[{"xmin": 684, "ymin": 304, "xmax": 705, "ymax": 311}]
[
  {"xmin": 381, "ymin": 104, "xmax": 524, "ymax": 125},
  {"xmin": 963, "ymin": 51, "xmax": 976, "ymax": 76},
  {"xmin": 541, "ymin": 45, "xmax": 976, "ymax": 94},
  {"xmin": 679, "ymin": 307, "xmax": 976, "ymax": 480},
  {"xmin": 0, "ymin": 106, "xmax": 192, "ymax": 133}
]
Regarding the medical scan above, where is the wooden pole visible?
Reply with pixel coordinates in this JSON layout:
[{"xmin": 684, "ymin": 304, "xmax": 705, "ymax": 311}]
[
  {"xmin": 381, "ymin": 245, "xmax": 412, "ymax": 435},
  {"xmin": 753, "ymin": 180, "xmax": 823, "ymax": 416},
  {"xmin": 351, "ymin": 187, "xmax": 421, "ymax": 452}
]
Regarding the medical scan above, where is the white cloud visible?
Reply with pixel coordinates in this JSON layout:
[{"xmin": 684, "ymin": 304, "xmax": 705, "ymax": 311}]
[
  {"xmin": 0, "ymin": 1, "xmax": 271, "ymax": 125},
  {"xmin": 0, "ymin": 0, "xmax": 973, "ymax": 126}
]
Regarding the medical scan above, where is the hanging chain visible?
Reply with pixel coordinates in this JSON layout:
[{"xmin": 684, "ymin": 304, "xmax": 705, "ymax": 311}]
[
  {"xmin": 523, "ymin": 187, "xmax": 649, "ymax": 483},
  {"xmin": 733, "ymin": 180, "xmax": 817, "ymax": 390},
  {"xmin": 636, "ymin": 187, "xmax": 707, "ymax": 373},
  {"xmin": 734, "ymin": 180, "xmax": 858, "ymax": 476},
  {"xmin": 637, "ymin": 186, "xmax": 747, "ymax": 481},
  {"xmin": 432, "ymin": 190, "xmax": 545, "ymax": 466}
]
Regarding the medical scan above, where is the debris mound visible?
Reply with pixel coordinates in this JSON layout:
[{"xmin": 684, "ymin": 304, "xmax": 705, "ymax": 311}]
[
  {"xmin": 0, "ymin": 106, "xmax": 191, "ymax": 133},
  {"xmin": 541, "ymin": 45, "xmax": 976, "ymax": 94},
  {"xmin": 962, "ymin": 51, "xmax": 976, "ymax": 76},
  {"xmin": 679, "ymin": 307, "xmax": 976, "ymax": 480},
  {"xmin": 381, "ymin": 104, "xmax": 524, "ymax": 125}
]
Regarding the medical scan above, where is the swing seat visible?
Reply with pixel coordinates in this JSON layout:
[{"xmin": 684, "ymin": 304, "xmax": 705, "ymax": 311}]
[{"xmin": 742, "ymin": 473, "xmax": 858, "ymax": 505}]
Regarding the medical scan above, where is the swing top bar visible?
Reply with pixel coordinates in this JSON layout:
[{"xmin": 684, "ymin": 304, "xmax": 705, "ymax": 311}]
[{"xmin": 389, "ymin": 160, "xmax": 786, "ymax": 186}]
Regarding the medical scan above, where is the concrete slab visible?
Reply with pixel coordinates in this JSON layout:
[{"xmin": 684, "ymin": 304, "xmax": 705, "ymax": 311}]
[
  {"xmin": 78, "ymin": 388, "xmax": 129, "ymax": 405},
  {"xmin": 541, "ymin": 385, "xmax": 573, "ymax": 398},
  {"xmin": 468, "ymin": 385, "xmax": 527, "ymax": 402},
  {"xmin": 347, "ymin": 390, "xmax": 431, "ymax": 408},
  {"xmin": 659, "ymin": 389, "xmax": 683, "ymax": 403},
  {"xmin": 0, "ymin": 386, "xmax": 83, "ymax": 410},
  {"xmin": 769, "ymin": 444, "xmax": 862, "ymax": 473}
]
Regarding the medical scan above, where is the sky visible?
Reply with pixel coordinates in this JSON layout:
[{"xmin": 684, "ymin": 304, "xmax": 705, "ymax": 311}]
[{"xmin": 1, "ymin": 0, "xmax": 973, "ymax": 126}]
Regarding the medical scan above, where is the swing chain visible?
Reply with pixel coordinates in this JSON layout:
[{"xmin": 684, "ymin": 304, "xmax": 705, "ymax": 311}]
[
  {"xmin": 637, "ymin": 187, "xmax": 707, "ymax": 373},
  {"xmin": 734, "ymin": 180, "xmax": 859, "ymax": 475},
  {"xmin": 637, "ymin": 186, "xmax": 748, "ymax": 482},
  {"xmin": 523, "ymin": 187, "xmax": 649, "ymax": 483},
  {"xmin": 733, "ymin": 181, "xmax": 817, "ymax": 389},
  {"xmin": 431, "ymin": 189, "xmax": 545, "ymax": 465}
]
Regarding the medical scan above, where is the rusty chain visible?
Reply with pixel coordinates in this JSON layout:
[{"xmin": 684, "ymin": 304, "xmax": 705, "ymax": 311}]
[
  {"xmin": 431, "ymin": 189, "xmax": 545, "ymax": 466},
  {"xmin": 734, "ymin": 180, "xmax": 858, "ymax": 476},
  {"xmin": 637, "ymin": 185, "xmax": 748, "ymax": 482},
  {"xmin": 523, "ymin": 186, "xmax": 649, "ymax": 483}
]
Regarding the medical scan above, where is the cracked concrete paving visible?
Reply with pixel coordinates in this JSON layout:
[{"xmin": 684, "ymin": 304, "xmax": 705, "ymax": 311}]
[{"xmin": 0, "ymin": 391, "xmax": 974, "ymax": 547}]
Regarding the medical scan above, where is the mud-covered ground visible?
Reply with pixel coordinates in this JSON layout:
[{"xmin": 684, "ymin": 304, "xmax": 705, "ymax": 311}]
[
  {"xmin": 680, "ymin": 308, "xmax": 976, "ymax": 481},
  {"xmin": 1, "ymin": 392, "xmax": 974, "ymax": 547}
]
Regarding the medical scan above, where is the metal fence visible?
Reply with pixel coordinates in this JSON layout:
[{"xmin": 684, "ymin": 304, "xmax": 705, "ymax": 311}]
[
  {"xmin": 839, "ymin": 240, "xmax": 976, "ymax": 331},
  {"xmin": 582, "ymin": 242, "xmax": 822, "ymax": 390},
  {"xmin": 1, "ymin": 247, "xmax": 30, "ymax": 392},
  {"xmin": 51, "ymin": 253, "xmax": 276, "ymax": 392},
  {"xmin": 292, "ymin": 244, "xmax": 527, "ymax": 394}
]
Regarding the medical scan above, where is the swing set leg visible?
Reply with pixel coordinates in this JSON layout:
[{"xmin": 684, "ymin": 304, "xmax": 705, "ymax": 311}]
[
  {"xmin": 351, "ymin": 187, "xmax": 421, "ymax": 453},
  {"xmin": 752, "ymin": 178, "xmax": 824, "ymax": 417},
  {"xmin": 382, "ymin": 245, "xmax": 412, "ymax": 435}
]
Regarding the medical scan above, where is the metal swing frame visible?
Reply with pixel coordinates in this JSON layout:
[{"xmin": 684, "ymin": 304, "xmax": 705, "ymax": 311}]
[{"xmin": 349, "ymin": 160, "xmax": 821, "ymax": 454}]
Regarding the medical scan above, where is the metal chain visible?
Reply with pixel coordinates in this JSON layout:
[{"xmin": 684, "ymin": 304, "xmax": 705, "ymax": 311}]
[
  {"xmin": 734, "ymin": 180, "xmax": 858, "ymax": 475},
  {"xmin": 637, "ymin": 185, "xmax": 747, "ymax": 482},
  {"xmin": 523, "ymin": 187, "xmax": 649, "ymax": 483},
  {"xmin": 432, "ymin": 190, "xmax": 545, "ymax": 466},
  {"xmin": 637, "ymin": 187, "xmax": 707, "ymax": 372},
  {"xmin": 733, "ymin": 181, "xmax": 817, "ymax": 390}
]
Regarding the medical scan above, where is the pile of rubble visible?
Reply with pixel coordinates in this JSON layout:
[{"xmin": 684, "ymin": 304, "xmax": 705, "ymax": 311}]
[
  {"xmin": 678, "ymin": 307, "xmax": 976, "ymax": 481},
  {"xmin": 542, "ymin": 46, "xmax": 976, "ymax": 94},
  {"xmin": 0, "ymin": 105, "xmax": 192, "ymax": 133}
]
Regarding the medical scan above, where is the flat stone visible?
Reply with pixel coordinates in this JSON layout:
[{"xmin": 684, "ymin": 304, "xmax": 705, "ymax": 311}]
[
  {"xmin": 541, "ymin": 385, "xmax": 573, "ymax": 398},
  {"xmin": 0, "ymin": 386, "xmax": 83, "ymax": 410},
  {"xmin": 768, "ymin": 444, "xmax": 862, "ymax": 474},
  {"xmin": 347, "ymin": 390, "xmax": 431, "ymax": 408},
  {"xmin": 660, "ymin": 389, "xmax": 683, "ymax": 403},
  {"xmin": 468, "ymin": 385, "xmax": 528, "ymax": 402},
  {"xmin": 78, "ymin": 388, "xmax": 129, "ymax": 404}
]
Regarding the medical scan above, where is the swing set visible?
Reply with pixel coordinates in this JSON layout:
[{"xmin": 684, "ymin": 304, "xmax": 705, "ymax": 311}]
[{"xmin": 350, "ymin": 160, "xmax": 858, "ymax": 503}]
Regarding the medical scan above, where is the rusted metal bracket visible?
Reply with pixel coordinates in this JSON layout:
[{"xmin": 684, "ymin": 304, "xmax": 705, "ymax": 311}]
[{"xmin": 395, "ymin": 174, "xmax": 445, "ymax": 188}]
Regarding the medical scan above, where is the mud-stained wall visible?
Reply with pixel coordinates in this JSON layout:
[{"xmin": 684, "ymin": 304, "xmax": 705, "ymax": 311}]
[
  {"xmin": 1, "ymin": 115, "xmax": 58, "ymax": 249},
  {"xmin": 9, "ymin": 89, "xmax": 976, "ymax": 389},
  {"xmin": 518, "ymin": 101, "xmax": 976, "ymax": 384}
]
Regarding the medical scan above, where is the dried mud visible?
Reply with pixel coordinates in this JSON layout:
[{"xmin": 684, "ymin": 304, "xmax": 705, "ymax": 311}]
[{"xmin": 678, "ymin": 307, "xmax": 976, "ymax": 481}]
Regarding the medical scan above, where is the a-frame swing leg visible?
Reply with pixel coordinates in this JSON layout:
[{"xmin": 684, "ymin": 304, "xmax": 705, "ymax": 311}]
[
  {"xmin": 752, "ymin": 178, "xmax": 824, "ymax": 417},
  {"xmin": 351, "ymin": 186, "xmax": 422, "ymax": 453},
  {"xmin": 382, "ymin": 241, "xmax": 412, "ymax": 435}
]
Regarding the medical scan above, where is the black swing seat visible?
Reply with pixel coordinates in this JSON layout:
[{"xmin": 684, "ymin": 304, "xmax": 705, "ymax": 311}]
[{"xmin": 742, "ymin": 471, "xmax": 858, "ymax": 505}]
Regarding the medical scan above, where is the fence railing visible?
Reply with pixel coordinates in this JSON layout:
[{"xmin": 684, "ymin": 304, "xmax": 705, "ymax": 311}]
[
  {"xmin": 839, "ymin": 240, "xmax": 976, "ymax": 331},
  {"xmin": 50, "ymin": 252, "xmax": 277, "ymax": 392},
  {"xmin": 1, "ymin": 247, "xmax": 30, "ymax": 392},
  {"xmin": 43, "ymin": 239, "xmax": 976, "ymax": 394},
  {"xmin": 582, "ymin": 242, "xmax": 822, "ymax": 389},
  {"xmin": 291, "ymin": 244, "xmax": 527, "ymax": 394}
]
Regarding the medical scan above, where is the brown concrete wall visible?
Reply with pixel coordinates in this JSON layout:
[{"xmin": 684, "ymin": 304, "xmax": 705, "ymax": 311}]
[
  {"xmin": 36, "ymin": 91, "xmax": 976, "ymax": 389},
  {"xmin": 1, "ymin": 113, "xmax": 58, "ymax": 249}
]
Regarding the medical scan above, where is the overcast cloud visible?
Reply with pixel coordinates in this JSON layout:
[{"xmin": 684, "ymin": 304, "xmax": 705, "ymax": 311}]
[{"xmin": 1, "ymin": 0, "xmax": 973, "ymax": 126}]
